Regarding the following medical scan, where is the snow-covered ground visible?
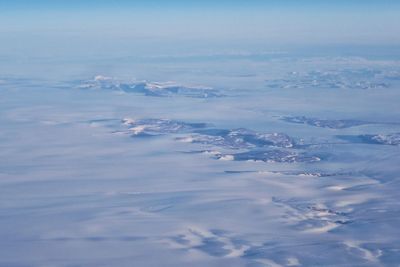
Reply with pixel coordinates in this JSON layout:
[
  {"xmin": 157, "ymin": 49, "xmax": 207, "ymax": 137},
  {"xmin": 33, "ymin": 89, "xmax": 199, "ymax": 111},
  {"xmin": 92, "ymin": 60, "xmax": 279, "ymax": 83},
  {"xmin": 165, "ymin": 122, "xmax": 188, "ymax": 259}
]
[{"xmin": 1, "ymin": 54, "xmax": 400, "ymax": 266}]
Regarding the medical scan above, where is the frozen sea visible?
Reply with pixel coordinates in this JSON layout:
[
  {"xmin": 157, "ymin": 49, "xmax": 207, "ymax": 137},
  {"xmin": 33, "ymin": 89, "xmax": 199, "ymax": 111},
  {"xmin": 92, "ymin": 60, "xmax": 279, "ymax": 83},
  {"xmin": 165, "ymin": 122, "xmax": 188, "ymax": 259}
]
[{"xmin": 1, "ymin": 48, "xmax": 400, "ymax": 266}]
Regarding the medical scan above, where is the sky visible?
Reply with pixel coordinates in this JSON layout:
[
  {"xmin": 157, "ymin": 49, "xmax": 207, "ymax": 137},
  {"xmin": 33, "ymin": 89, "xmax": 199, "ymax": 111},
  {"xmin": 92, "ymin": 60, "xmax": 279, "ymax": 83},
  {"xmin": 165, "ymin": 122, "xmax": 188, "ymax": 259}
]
[{"xmin": 0, "ymin": 0, "xmax": 399, "ymax": 60}]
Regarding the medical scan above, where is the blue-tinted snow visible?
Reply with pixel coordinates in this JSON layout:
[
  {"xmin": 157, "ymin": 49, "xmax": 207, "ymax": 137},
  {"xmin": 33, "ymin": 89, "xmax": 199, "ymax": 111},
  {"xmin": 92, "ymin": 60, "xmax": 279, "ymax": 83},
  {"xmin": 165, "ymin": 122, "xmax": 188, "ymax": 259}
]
[
  {"xmin": 75, "ymin": 75, "xmax": 223, "ymax": 98},
  {"xmin": 281, "ymin": 116, "xmax": 373, "ymax": 129},
  {"xmin": 121, "ymin": 118, "xmax": 209, "ymax": 136},
  {"xmin": 337, "ymin": 133, "xmax": 400, "ymax": 145},
  {"xmin": 265, "ymin": 68, "xmax": 392, "ymax": 90},
  {"xmin": 191, "ymin": 128, "xmax": 295, "ymax": 149},
  {"xmin": 1, "ymin": 54, "xmax": 400, "ymax": 267}
]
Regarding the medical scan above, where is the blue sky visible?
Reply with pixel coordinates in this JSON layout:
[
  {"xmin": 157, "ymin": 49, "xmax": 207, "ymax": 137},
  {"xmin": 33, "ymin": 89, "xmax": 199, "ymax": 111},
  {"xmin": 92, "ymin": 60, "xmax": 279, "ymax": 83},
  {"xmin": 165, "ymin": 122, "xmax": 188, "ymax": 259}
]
[
  {"xmin": 1, "ymin": 0, "xmax": 399, "ymax": 12},
  {"xmin": 1, "ymin": 0, "xmax": 399, "ymax": 59}
]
